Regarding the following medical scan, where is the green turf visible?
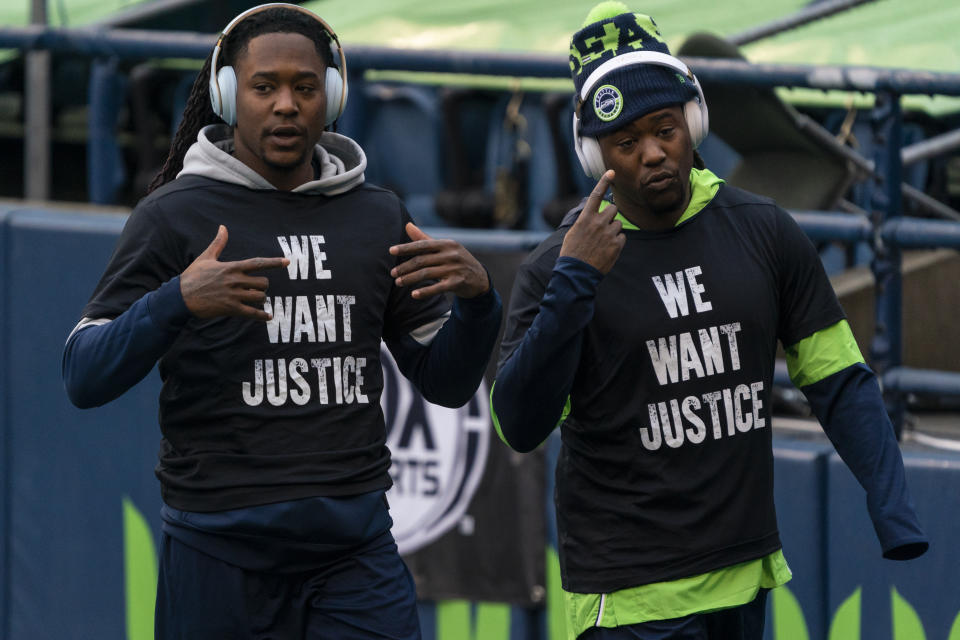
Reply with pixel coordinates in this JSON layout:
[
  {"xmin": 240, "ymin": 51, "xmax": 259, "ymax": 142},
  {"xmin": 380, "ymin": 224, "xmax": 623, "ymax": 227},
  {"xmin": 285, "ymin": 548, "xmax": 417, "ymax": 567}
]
[
  {"xmin": 2, "ymin": 0, "xmax": 957, "ymax": 113},
  {"xmin": 308, "ymin": 0, "xmax": 808, "ymax": 55},
  {"xmin": 3, "ymin": 0, "xmax": 956, "ymax": 76},
  {"xmin": 1, "ymin": 0, "xmax": 150, "ymax": 26}
]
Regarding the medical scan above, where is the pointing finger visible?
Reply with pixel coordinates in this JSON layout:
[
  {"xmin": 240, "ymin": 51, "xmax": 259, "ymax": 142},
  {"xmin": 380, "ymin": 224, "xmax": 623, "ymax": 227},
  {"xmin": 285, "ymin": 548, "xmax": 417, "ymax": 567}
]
[
  {"xmin": 584, "ymin": 170, "xmax": 615, "ymax": 216},
  {"xmin": 234, "ymin": 256, "xmax": 289, "ymax": 273}
]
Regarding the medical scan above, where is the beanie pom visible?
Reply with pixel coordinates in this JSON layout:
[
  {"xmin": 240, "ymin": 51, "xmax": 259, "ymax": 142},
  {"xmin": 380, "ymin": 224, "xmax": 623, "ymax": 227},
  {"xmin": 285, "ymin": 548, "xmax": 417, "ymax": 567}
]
[{"xmin": 582, "ymin": 1, "xmax": 631, "ymax": 27}]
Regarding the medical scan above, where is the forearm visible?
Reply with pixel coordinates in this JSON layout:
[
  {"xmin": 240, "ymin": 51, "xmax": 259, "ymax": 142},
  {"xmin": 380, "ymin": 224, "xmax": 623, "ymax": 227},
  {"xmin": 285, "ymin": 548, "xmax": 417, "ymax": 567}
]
[
  {"xmin": 389, "ymin": 287, "xmax": 502, "ymax": 408},
  {"xmin": 62, "ymin": 277, "xmax": 191, "ymax": 408},
  {"xmin": 803, "ymin": 362, "xmax": 928, "ymax": 559},
  {"xmin": 492, "ymin": 257, "xmax": 602, "ymax": 452}
]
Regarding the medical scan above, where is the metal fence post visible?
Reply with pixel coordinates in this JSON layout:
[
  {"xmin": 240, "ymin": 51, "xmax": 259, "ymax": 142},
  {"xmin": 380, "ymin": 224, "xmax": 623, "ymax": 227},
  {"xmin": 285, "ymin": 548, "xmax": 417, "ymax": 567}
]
[
  {"xmin": 87, "ymin": 57, "xmax": 127, "ymax": 205},
  {"xmin": 869, "ymin": 90, "xmax": 905, "ymax": 437},
  {"xmin": 24, "ymin": 0, "xmax": 51, "ymax": 201}
]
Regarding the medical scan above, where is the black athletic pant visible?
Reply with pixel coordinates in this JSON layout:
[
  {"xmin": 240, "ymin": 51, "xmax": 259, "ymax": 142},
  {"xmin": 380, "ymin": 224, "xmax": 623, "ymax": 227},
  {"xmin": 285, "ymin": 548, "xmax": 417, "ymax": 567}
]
[{"xmin": 155, "ymin": 532, "xmax": 421, "ymax": 640}]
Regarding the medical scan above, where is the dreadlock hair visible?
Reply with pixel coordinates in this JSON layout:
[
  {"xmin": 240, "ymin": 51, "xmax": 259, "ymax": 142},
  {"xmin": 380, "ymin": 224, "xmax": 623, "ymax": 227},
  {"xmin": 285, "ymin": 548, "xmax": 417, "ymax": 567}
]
[
  {"xmin": 693, "ymin": 149, "xmax": 705, "ymax": 171},
  {"xmin": 148, "ymin": 6, "xmax": 336, "ymax": 193}
]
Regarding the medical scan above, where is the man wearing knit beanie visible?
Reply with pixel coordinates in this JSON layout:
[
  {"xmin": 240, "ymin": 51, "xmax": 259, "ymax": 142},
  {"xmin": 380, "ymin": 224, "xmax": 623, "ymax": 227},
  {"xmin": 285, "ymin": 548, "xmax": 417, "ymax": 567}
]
[
  {"xmin": 569, "ymin": 3, "xmax": 700, "ymax": 141},
  {"xmin": 493, "ymin": 2, "xmax": 928, "ymax": 639}
]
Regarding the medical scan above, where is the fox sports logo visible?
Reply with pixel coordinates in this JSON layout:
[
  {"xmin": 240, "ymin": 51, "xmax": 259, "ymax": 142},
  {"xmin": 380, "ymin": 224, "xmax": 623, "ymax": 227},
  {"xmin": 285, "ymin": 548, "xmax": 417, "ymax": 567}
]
[{"xmin": 381, "ymin": 345, "xmax": 490, "ymax": 555}]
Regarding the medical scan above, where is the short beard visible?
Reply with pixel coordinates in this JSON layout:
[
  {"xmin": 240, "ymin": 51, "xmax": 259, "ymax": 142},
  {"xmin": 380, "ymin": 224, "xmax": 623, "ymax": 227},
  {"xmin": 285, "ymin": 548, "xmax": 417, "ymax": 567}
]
[
  {"xmin": 628, "ymin": 178, "xmax": 686, "ymax": 218},
  {"xmin": 646, "ymin": 188, "xmax": 686, "ymax": 216},
  {"xmin": 262, "ymin": 149, "xmax": 313, "ymax": 172}
]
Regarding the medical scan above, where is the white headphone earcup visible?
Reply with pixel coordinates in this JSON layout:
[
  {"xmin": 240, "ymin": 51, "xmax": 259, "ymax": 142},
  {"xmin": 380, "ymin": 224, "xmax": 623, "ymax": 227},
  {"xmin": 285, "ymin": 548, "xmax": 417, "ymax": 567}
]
[
  {"xmin": 324, "ymin": 67, "xmax": 344, "ymax": 125},
  {"xmin": 572, "ymin": 111, "xmax": 606, "ymax": 180},
  {"xmin": 684, "ymin": 98, "xmax": 708, "ymax": 149},
  {"xmin": 579, "ymin": 136, "xmax": 605, "ymax": 180},
  {"xmin": 215, "ymin": 65, "xmax": 238, "ymax": 126}
]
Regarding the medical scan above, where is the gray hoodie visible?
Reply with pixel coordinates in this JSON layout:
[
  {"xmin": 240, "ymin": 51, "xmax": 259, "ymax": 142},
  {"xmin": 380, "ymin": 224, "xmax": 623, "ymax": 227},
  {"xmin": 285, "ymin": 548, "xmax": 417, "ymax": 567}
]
[{"xmin": 178, "ymin": 124, "xmax": 367, "ymax": 196}]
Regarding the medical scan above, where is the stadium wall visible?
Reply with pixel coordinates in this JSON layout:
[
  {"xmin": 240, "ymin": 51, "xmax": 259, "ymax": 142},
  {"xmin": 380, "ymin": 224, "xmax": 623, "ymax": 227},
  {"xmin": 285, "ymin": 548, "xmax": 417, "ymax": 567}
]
[{"xmin": 1, "ymin": 207, "xmax": 959, "ymax": 640}]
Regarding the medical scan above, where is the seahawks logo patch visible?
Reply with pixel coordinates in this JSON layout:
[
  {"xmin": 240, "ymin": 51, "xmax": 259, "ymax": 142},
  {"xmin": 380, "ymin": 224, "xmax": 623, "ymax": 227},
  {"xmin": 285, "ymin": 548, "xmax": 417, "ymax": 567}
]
[{"xmin": 593, "ymin": 84, "xmax": 623, "ymax": 122}]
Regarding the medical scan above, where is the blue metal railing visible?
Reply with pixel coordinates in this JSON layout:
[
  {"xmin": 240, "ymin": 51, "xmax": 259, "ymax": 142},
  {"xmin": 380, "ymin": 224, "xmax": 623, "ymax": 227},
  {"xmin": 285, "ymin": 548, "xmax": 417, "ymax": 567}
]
[
  {"xmin": 2, "ymin": 25, "xmax": 960, "ymax": 434},
  {"xmin": 4, "ymin": 26, "xmax": 960, "ymax": 94},
  {"xmin": 884, "ymin": 217, "xmax": 960, "ymax": 249},
  {"xmin": 791, "ymin": 211, "xmax": 872, "ymax": 244}
]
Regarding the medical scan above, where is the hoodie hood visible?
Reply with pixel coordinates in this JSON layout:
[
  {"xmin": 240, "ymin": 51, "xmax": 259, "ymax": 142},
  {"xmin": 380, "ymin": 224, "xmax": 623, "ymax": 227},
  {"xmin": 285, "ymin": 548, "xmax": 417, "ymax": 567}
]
[{"xmin": 178, "ymin": 124, "xmax": 366, "ymax": 196}]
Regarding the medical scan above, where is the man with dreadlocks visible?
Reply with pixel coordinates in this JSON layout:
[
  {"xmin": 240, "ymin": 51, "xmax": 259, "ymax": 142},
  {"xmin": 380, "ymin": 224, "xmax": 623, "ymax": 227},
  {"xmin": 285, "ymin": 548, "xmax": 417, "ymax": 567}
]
[{"xmin": 62, "ymin": 4, "xmax": 500, "ymax": 638}]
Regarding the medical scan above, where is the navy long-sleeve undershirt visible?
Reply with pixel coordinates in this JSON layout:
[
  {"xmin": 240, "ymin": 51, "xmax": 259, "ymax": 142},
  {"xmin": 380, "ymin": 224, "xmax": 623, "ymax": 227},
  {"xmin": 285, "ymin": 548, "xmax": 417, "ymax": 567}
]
[
  {"xmin": 802, "ymin": 363, "xmax": 928, "ymax": 560},
  {"xmin": 386, "ymin": 286, "xmax": 502, "ymax": 408},
  {"xmin": 63, "ymin": 277, "xmax": 190, "ymax": 409},
  {"xmin": 492, "ymin": 256, "xmax": 602, "ymax": 452}
]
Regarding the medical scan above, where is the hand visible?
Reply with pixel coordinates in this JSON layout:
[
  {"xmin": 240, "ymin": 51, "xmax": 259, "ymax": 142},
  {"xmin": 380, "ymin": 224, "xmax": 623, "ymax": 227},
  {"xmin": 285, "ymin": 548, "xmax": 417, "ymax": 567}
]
[
  {"xmin": 559, "ymin": 170, "xmax": 624, "ymax": 274},
  {"xmin": 389, "ymin": 223, "xmax": 490, "ymax": 299},
  {"xmin": 180, "ymin": 225, "xmax": 289, "ymax": 320}
]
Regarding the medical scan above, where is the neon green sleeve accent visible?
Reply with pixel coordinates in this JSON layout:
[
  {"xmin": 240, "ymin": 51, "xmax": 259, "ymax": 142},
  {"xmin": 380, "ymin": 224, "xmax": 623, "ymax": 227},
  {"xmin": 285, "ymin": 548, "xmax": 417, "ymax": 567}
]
[
  {"xmin": 489, "ymin": 381, "xmax": 570, "ymax": 449},
  {"xmin": 785, "ymin": 319, "xmax": 866, "ymax": 388},
  {"xmin": 558, "ymin": 395, "xmax": 572, "ymax": 424},
  {"xmin": 489, "ymin": 381, "xmax": 510, "ymax": 446}
]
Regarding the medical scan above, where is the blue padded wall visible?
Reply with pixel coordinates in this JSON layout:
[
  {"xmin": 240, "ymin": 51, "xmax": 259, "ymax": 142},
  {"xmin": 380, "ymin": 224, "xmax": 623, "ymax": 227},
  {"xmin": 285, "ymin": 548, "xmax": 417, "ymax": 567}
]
[
  {"xmin": 0, "ymin": 207, "xmax": 12, "ymax": 640},
  {"xmin": 769, "ymin": 439, "xmax": 833, "ymax": 640},
  {"xmin": 826, "ymin": 448, "xmax": 960, "ymax": 640},
  {"xmin": 3, "ymin": 210, "xmax": 162, "ymax": 639}
]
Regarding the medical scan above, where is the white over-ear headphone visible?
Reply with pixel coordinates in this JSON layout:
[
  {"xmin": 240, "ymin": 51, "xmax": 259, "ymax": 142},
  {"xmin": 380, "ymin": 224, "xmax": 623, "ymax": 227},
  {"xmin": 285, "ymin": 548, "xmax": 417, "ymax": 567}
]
[
  {"xmin": 572, "ymin": 50, "xmax": 709, "ymax": 180},
  {"xmin": 208, "ymin": 2, "xmax": 348, "ymax": 127}
]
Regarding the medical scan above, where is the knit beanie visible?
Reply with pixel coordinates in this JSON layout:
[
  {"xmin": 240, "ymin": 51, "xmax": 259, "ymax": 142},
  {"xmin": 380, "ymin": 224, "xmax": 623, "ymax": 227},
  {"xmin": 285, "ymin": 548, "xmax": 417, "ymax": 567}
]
[{"xmin": 570, "ymin": 2, "xmax": 698, "ymax": 137}]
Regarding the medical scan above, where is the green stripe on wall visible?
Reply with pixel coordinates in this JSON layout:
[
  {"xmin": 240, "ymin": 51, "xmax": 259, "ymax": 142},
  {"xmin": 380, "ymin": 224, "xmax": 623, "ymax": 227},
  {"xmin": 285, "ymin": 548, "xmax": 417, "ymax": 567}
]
[
  {"xmin": 892, "ymin": 587, "xmax": 927, "ymax": 640},
  {"xmin": 436, "ymin": 600, "xmax": 510, "ymax": 640},
  {"xmin": 122, "ymin": 497, "xmax": 157, "ymax": 640},
  {"xmin": 949, "ymin": 610, "xmax": 960, "ymax": 640},
  {"xmin": 547, "ymin": 545, "xmax": 569, "ymax": 640},
  {"xmin": 773, "ymin": 586, "xmax": 810, "ymax": 640},
  {"xmin": 828, "ymin": 587, "xmax": 861, "ymax": 640}
]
